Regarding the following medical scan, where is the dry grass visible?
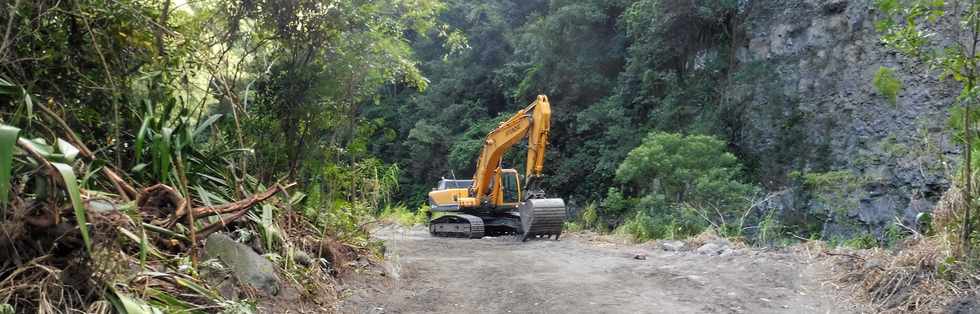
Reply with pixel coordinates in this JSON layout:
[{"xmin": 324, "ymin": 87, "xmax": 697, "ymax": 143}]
[
  {"xmin": 0, "ymin": 256, "xmax": 92, "ymax": 314},
  {"xmin": 687, "ymin": 228, "xmax": 748, "ymax": 249},
  {"xmin": 826, "ymin": 237, "xmax": 977, "ymax": 313},
  {"xmin": 933, "ymin": 186, "xmax": 964, "ymax": 233}
]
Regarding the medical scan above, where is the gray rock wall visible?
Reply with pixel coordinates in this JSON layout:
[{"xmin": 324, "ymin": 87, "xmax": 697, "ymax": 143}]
[{"xmin": 734, "ymin": 0, "xmax": 960, "ymax": 238}]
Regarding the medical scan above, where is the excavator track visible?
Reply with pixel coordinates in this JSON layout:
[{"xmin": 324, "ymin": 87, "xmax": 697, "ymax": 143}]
[
  {"xmin": 519, "ymin": 198, "xmax": 566, "ymax": 241},
  {"xmin": 429, "ymin": 214, "xmax": 485, "ymax": 239}
]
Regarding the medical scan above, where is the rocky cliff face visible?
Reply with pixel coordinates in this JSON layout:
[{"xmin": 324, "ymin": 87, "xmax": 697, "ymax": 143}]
[{"xmin": 733, "ymin": 0, "xmax": 960, "ymax": 238}]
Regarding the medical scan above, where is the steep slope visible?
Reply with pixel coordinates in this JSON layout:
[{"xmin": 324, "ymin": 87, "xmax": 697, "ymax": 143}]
[{"xmin": 734, "ymin": 0, "xmax": 958, "ymax": 237}]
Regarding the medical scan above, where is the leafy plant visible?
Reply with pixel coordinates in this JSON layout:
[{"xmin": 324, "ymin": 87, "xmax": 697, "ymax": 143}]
[
  {"xmin": 873, "ymin": 66, "xmax": 902, "ymax": 105},
  {"xmin": 0, "ymin": 126, "xmax": 19, "ymax": 214},
  {"xmin": 756, "ymin": 209, "xmax": 783, "ymax": 246},
  {"xmin": 613, "ymin": 132, "xmax": 758, "ymax": 235},
  {"xmin": 843, "ymin": 233, "xmax": 879, "ymax": 250},
  {"xmin": 580, "ymin": 202, "xmax": 604, "ymax": 232},
  {"xmin": 617, "ymin": 211, "xmax": 657, "ymax": 242},
  {"xmin": 53, "ymin": 163, "xmax": 91, "ymax": 253},
  {"xmin": 600, "ymin": 188, "xmax": 631, "ymax": 219}
]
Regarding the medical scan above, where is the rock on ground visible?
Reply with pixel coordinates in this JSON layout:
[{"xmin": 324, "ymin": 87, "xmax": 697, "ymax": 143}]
[
  {"xmin": 293, "ymin": 248, "xmax": 314, "ymax": 267},
  {"xmin": 205, "ymin": 233, "xmax": 281, "ymax": 296},
  {"xmin": 696, "ymin": 239, "xmax": 732, "ymax": 256},
  {"xmin": 946, "ymin": 294, "xmax": 979, "ymax": 314},
  {"xmin": 659, "ymin": 240, "xmax": 687, "ymax": 252}
]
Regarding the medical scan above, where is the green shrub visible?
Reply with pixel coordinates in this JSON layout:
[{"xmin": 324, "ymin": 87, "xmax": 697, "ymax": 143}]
[
  {"xmin": 563, "ymin": 221, "xmax": 584, "ymax": 232},
  {"xmin": 580, "ymin": 202, "xmax": 606, "ymax": 232},
  {"xmin": 600, "ymin": 188, "xmax": 631, "ymax": 219},
  {"xmin": 608, "ymin": 131, "xmax": 760, "ymax": 240},
  {"xmin": 843, "ymin": 233, "xmax": 879, "ymax": 249},
  {"xmin": 380, "ymin": 204, "xmax": 429, "ymax": 226},
  {"xmin": 882, "ymin": 222, "xmax": 907, "ymax": 247},
  {"xmin": 614, "ymin": 204, "xmax": 709, "ymax": 242},
  {"xmin": 873, "ymin": 66, "xmax": 902, "ymax": 105},
  {"xmin": 617, "ymin": 211, "xmax": 657, "ymax": 242},
  {"xmin": 756, "ymin": 209, "xmax": 784, "ymax": 246}
]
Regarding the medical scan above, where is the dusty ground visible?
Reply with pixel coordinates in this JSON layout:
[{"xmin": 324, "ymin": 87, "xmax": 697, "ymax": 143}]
[{"xmin": 337, "ymin": 226, "xmax": 860, "ymax": 314}]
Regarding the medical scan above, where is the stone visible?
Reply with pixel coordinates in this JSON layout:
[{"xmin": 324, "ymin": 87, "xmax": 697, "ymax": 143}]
[
  {"xmin": 659, "ymin": 240, "xmax": 687, "ymax": 252},
  {"xmin": 199, "ymin": 260, "xmax": 237, "ymax": 300},
  {"xmin": 85, "ymin": 199, "xmax": 118, "ymax": 213},
  {"xmin": 205, "ymin": 233, "xmax": 280, "ymax": 296},
  {"xmin": 632, "ymin": 253, "xmax": 647, "ymax": 260},
  {"xmin": 946, "ymin": 294, "xmax": 979, "ymax": 314},
  {"xmin": 697, "ymin": 242, "xmax": 728, "ymax": 256},
  {"xmin": 216, "ymin": 278, "xmax": 238, "ymax": 300},
  {"xmin": 293, "ymin": 249, "xmax": 313, "ymax": 267}
]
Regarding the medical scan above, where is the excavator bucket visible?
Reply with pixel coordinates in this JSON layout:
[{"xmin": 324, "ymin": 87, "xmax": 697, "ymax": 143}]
[{"xmin": 519, "ymin": 198, "xmax": 566, "ymax": 241}]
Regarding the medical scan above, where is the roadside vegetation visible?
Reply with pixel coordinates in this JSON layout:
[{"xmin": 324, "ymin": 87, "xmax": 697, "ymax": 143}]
[
  {"xmin": 0, "ymin": 0, "xmax": 452, "ymax": 312},
  {"xmin": 379, "ymin": 205, "xmax": 431, "ymax": 227}
]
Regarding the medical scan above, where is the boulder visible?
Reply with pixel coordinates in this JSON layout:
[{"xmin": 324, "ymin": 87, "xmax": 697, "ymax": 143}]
[
  {"xmin": 659, "ymin": 240, "xmax": 687, "ymax": 252},
  {"xmin": 199, "ymin": 261, "xmax": 237, "ymax": 300},
  {"xmin": 293, "ymin": 249, "xmax": 313, "ymax": 267},
  {"xmin": 696, "ymin": 239, "xmax": 731, "ymax": 256},
  {"xmin": 205, "ymin": 233, "xmax": 280, "ymax": 296}
]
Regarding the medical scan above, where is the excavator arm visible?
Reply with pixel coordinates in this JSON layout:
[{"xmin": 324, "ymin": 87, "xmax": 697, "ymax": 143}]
[{"xmin": 470, "ymin": 95, "xmax": 553, "ymax": 204}]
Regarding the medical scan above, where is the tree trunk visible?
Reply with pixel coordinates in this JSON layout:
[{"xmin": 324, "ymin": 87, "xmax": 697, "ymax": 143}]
[{"xmin": 963, "ymin": 101, "xmax": 973, "ymax": 256}]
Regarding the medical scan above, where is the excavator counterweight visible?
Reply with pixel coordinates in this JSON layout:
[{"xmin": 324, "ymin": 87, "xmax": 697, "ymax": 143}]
[{"xmin": 427, "ymin": 95, "xmax": 566, "ymax": 240}]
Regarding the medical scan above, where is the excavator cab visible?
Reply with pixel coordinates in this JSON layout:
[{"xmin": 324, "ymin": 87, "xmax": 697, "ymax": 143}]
[{"xmin": 497, "ymin": 169, "xmax": 521, "ymax": 206}]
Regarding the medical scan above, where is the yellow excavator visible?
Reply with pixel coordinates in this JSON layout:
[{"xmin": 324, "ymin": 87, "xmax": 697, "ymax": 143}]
[{"xmin": 427, "ymin": 95, "xmax": 565, "ymax": 241}]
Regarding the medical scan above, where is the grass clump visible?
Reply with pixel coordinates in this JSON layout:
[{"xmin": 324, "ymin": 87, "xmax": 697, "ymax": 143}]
[
  {"xmin": 380, "ymin": 205, "xmax": 430, "ymax": 226},
  {"xmin": 615, "ymin": 211, "xmax": 658, "ymax": 242},
  {"xmin": 873, "ymin": 66, "xmax": 902, "ymax": 105}
]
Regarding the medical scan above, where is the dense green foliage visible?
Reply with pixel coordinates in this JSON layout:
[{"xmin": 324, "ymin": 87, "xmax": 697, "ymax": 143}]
[
  {"xmin": 0, "ymin": 0, "xmax": 451, "ymax": 311},
  {"xmin": 357, "ymin": 0, "xmax": 767, "ymax": 241},
  {"xmin": 0, "ymin": 0, "xmax": 451, "ymax": 237},
  {"xmin": 369, "ymin": 0, "xmax": 747, "ymax": 205},
  {"xmin": 610, "ymin": 132, "xmax": 758, "ymax": 241},
  {"xmin": 873, "ymin": 67, "xmax": 902, "ymax": 105}
]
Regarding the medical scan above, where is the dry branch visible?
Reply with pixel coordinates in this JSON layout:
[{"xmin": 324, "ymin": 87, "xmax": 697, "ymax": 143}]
[
  {"xmin": 192, "ymin": 183, "xmax": 295, "ymax": 239},
  {"xmin": 137, "ymin": 184, "xmax": 188, "ymax": 228},
  {"xmin": 190, "ymin": 183, "xmax": 295, "ymax": 219},
  {"xmin": 195, "ymin": 209, "xmax": 251, "ymax": 239},
  {"xmin": 136, "ymin": 183, "xmax": 295, "ymax": 243}
]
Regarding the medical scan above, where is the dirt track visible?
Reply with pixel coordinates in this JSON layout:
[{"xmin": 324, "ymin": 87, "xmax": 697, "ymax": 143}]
[{"xmin": 338, "ymin": 226, "xmax": 857, "ymax": 314}]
